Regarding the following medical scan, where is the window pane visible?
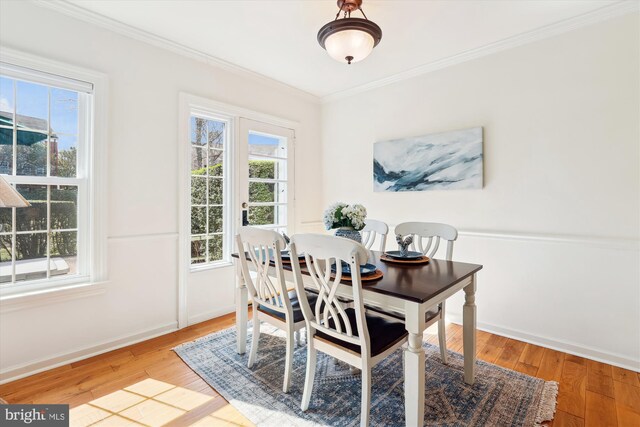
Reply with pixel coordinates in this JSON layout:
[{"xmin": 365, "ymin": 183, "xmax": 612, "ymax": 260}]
[
  {"xmin": 16, "ymin": 137, "xmax": 46, "ymax": 176},
  {"xmin": 208, "ymin": 120, "xmax": 224, "ymax": 150},
  {"xmin": 0, "ymin": 208, "xmax": 11, "ymax": 233},
  {"xmin": 207, "ymin": 235, "xmax": 222, "ymax": 262},
  {"xmin": 249, "ymin": 205, "xmax": 274, "ymax": 226},
  {"xmin": 248, "ymin": 133, "xmax": 286, "ymax": 158},
  {"xmin": 191, "ymin": 236, "xmax": 206, "ymax": 264},
  {"xmin": 0, "ymin": 77, "xmax": 14, "ymax": 122},
  {"xmin": 50, "ymin": 88, "xmax": 78, "ymax": 135},
  {"xmin": 51, "ymin": 185, "xmax": 78, "ymax": 229},
  {"xmin": 0, "ymin": 137, "xmax": 12, "ymax": 174},
  {"xmin": 15, "ymin": 184, "xmax": 47, "ymax": 232},
  {"xmin": 15, "ymin": 232, "xmax": 47, "ymax": 261},
  {"xmin": 249, "ymin": 159, "xmax": 280, "ymax": 179},
  {"xmin": 50, "ymin": 230, "xmax": 77, "ymax": 276},
  {"xmin": 208, "ymin": 178, "xmax": 223, "ymax": 205},
  {"xmin": 191, "ymin": 207, "xmax": 206, "ymax": 235},
  {"xmin": 191, "ymin": 146, "xmax": 206, "ymax": 173},
  {"xmin": 191, "ymin": 117, "xmax": 208, "ymax": 146},
  {"xmin": 191, "ymin": 176, "xmax": 206, "ymax": 205},
  {"xmin": 16, "ymin": 81, "xmax": 48, "ymax": 131},
  {"xmin": 0, "ymin": 235, "xmax": 11, "ymax": 262},
  {"xmin": 51, "ymin": 135, "xmax": 77, "ymax": 177},
  {"xmin": 208, "ymin": 149, "xmax": 223, "ymax": 176},
  {"xmin": 208, "ymin": 206, "xmax": 223, "ymax": 234}
]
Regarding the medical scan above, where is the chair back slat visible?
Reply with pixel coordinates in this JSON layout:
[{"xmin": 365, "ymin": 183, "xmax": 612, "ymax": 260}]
[
  {"xmin": 360, "ymin": 219, "xmax": 389, "ymax": 252},
  {"xmin": 236, "ymin": 227, "xmax": 290, "ymax": 315},
  {"xmin": 396, "ymin": 222, "xmax": 458, "ymax": 261},
  {"xmin": 291, "ymin": 234, "xmax": 369, "ymax": 349}
]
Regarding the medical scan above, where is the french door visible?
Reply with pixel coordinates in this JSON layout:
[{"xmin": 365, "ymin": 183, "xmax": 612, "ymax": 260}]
[
  {"xmin": 237, "ymin": 119, "xmax": 295, "ymax": 235},
  {"xmin": 178, "ymin": 94, "xmax": 296, "ymax": 328}
]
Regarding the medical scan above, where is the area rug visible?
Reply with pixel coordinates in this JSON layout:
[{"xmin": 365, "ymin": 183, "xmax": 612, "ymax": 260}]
[{"xmin": 174, "ymin": 326, "xmax": 557, "ymax": 426}]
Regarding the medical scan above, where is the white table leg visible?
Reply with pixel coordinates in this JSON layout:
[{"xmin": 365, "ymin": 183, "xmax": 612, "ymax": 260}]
[
  {"xmin": 235, "ymin": 259, "xmax": 248, "ymax": 354},
  {"xmin": 404, "ymin": 302, "xmax": 425, "ymax": 427},
  {"xmin": 463, "ymin": 275, "xmax": 477, "ymax": 385}
]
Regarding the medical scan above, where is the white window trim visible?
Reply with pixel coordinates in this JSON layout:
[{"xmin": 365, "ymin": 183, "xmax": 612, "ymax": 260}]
[
  {"xmin": 0, "ymin": 48, "xmax": 108, "ymax": 303},
  {"xmin": 177, "ymin": 93, "xmax": 299, "ymax": 328}
]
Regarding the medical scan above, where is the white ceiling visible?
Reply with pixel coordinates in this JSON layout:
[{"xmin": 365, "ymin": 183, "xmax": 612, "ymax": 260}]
[{"xmin": 64, "ymin": 0, "xmax": 620, "ymax": 98}]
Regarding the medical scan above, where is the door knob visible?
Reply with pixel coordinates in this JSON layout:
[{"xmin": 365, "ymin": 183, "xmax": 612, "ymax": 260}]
[{"xmin": 241, "ymin": 202, "xmax": 248, "ymax": 209}]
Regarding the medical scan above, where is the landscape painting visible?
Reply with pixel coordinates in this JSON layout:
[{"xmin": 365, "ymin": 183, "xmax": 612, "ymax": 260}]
[{"xmin": 373, "ymin": 127, "xmax": 483, "ymax": 192}]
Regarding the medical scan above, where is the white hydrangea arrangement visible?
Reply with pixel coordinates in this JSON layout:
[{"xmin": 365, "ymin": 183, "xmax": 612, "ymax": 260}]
[{"xmin": 323, "ymin": 202, "xmax": 368, "ymax": 231}]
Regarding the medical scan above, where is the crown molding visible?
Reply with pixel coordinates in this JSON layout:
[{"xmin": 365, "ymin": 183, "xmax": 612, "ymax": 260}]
[
  {"xmin": 322, "ymin": 0, "xmax": 640, "ymax": 103},
  {"xmin": 29, "ymin": 0, "xmax": 638, "ymax": 105},
  {"xmin": 30, "ymin": 0, "xmax": 321, "ymax": 104}
]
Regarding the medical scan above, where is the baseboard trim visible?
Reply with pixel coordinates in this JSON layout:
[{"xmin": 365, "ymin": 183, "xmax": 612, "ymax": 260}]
[
  {"xmin": 446, "ymin": 312, "xmax": 640, "ymax": 372},
  {"xmin": 0, "ymin": 321, "xmax": 178, "ymax": 384},
  {"xmin": 188, "ymin": 305, "xmax": 236, "ymax": 326}
]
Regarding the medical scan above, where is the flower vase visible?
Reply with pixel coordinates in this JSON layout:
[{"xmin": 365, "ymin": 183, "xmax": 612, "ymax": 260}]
[{"xmin": 334, "ymin": 227, "xmax": 362, "ymax": 243}]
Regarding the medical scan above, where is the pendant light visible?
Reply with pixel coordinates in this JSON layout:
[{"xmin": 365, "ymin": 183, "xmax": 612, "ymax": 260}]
[{"xmin": 317, "ymin": 0, "xmax": 382, "ymax": 65}]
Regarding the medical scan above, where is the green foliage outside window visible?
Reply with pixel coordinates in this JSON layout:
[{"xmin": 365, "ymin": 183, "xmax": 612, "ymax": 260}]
[{"xmin": 190, "ymin": 160, "xmax": 277, "ymax": 264}]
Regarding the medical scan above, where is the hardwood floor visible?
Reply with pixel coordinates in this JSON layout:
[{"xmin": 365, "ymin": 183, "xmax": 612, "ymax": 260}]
[{"xmin": 1, "ymin": 312, "xmax": 638, "ymax": 426}]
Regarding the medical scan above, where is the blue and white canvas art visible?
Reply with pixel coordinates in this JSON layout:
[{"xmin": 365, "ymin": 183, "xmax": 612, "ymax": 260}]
[{"xmin": 373, "ymin": 127, "xmax": 483, "ymax": 192}]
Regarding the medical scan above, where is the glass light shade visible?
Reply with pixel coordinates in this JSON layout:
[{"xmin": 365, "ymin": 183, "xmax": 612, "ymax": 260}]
[{"xmin": 324, "ymin": 29, "xmax": 375, "ymax": 64}]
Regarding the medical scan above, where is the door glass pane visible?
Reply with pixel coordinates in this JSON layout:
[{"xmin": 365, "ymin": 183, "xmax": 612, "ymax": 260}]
[
  {"xmin": 249, "ymin": 205, "xmax": 274, "ymax": 226},
  {"xmin": 191, "ymin": 176, "xmax": 206, "ymax": 205},
  {"xmin": 248, "ymin": 132, "xmax": 286, "ymax": 158},
  {"xmin": 249, "ymin": 182, "xmax": 286, "ymax": 204},
  {"xmin": 191, "ymin": 117, "xmax": 208, "ymax": 147},
  {"xmin": 189, "ymin": 115, "xmax": 227, "ymax": 266},
  {"xmin": 207, "ymin": 235, "xmax": 222, "ymax": 262},
  {"xmin": 208, "ymin": 206, "xmax": 223, "ymax": 234},
  {"xmin": 208, "ymin": 149, "xmax": 223, "ymax": 176},
  {"xmin": 191, "ymin": 146, "xmax": 206, "ymax": 173},
  {"xmin": 208, "ymin": 177, "xmax": 223, "ymax": 205},
  {"xmin": 249, "ymin": 159, "xmax": 276, "ymax": 179},
  {"xmin": 208, "ymin": 121, "xmax": 224, "ymax": 150},
  {"xmin": 190, "ymin": 236, "xmax": 206, "ymax": 264},
  {"xmin": 191, "ymin": 207, "xmax": 206, "ymax": 235}
]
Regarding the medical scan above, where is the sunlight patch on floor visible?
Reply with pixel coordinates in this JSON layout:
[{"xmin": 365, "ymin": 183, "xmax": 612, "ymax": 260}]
[{"xmin": 69, "ymin": 378, "xmax": 253, "ymax": 427}]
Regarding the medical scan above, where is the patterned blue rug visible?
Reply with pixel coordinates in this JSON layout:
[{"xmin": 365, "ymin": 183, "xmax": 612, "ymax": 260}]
[{"xmin": 174, "ymin": 326, "xmax": 557, "ymax": 426}]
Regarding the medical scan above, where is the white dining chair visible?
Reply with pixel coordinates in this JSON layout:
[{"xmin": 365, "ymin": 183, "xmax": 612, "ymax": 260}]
[
  {"xmin": 235, "ymin": 226, "xmax": 317, "ymax": 393},
  {"xmin": 360, "ymin": 219, "xmax": 389, "ymax": 252},
  {"xmin": 289, "ymin": 234, "xmax": 408, "ymax": 427},
  {"xmin": 395, "ymin": 222, "xmax": 458, "ymax": 364}
]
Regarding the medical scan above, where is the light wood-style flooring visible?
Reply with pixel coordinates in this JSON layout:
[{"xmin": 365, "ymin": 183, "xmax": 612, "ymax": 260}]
[{"xmin": 1, "ymin": 312, "xmax": 638, "ymax": 426}]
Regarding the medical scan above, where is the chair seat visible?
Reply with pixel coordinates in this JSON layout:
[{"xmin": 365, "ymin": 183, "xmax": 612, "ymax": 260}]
[
  {"xmin": 257, "ymin": 291, "xmax": 318, "ymax": 323},
  {"xmin": 315, "ymin": 308, "xmax": 408, "ymax": 357}
]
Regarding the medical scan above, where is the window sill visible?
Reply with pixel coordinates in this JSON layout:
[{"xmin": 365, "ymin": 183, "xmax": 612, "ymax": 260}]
[
  {"xmin": 0, "ymin": 281, "xmax": 108, "ymax": 314},
  {"xmin": 190, "ymin": 260, "xmax": 233, "ymax": 273}
]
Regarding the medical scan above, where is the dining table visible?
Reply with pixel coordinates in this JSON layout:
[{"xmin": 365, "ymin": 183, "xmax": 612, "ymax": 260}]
[{"xmin": 233, "ymin": 250, "xmax": 483, "ymax": 426}]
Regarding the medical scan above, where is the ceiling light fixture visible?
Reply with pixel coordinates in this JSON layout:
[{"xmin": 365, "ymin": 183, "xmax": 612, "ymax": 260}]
[{"xmin": 317, "ymin": 0, "xmax": 382, "ymax": 65}]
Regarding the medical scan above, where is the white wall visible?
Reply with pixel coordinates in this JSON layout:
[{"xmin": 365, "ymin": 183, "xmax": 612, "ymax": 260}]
[
  {"xmin": 0, "ymin": 1, "xmax": 322, "ymax": 381},
  {"xmin": 322, "ymin": 14, "xmax": 640, "ymax": 369}
]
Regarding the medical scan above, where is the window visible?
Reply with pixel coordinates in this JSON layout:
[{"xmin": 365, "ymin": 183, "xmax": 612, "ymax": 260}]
[
  {"xmin": 189, "ymin": 114, "xmax": 230, "ymax": 266},
  {"xmin": 247, "ymin": 131, "xmax": 288, "ymax": 233},
  {"xmin": 0, "ymin": 60, "xmax": 98, "ymax": 291}
]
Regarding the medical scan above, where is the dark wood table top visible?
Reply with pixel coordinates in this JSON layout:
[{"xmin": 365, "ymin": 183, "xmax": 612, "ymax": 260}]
[{"xmin": 233, "ymin": 251, "xmax": 482, "ymax": 304}]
